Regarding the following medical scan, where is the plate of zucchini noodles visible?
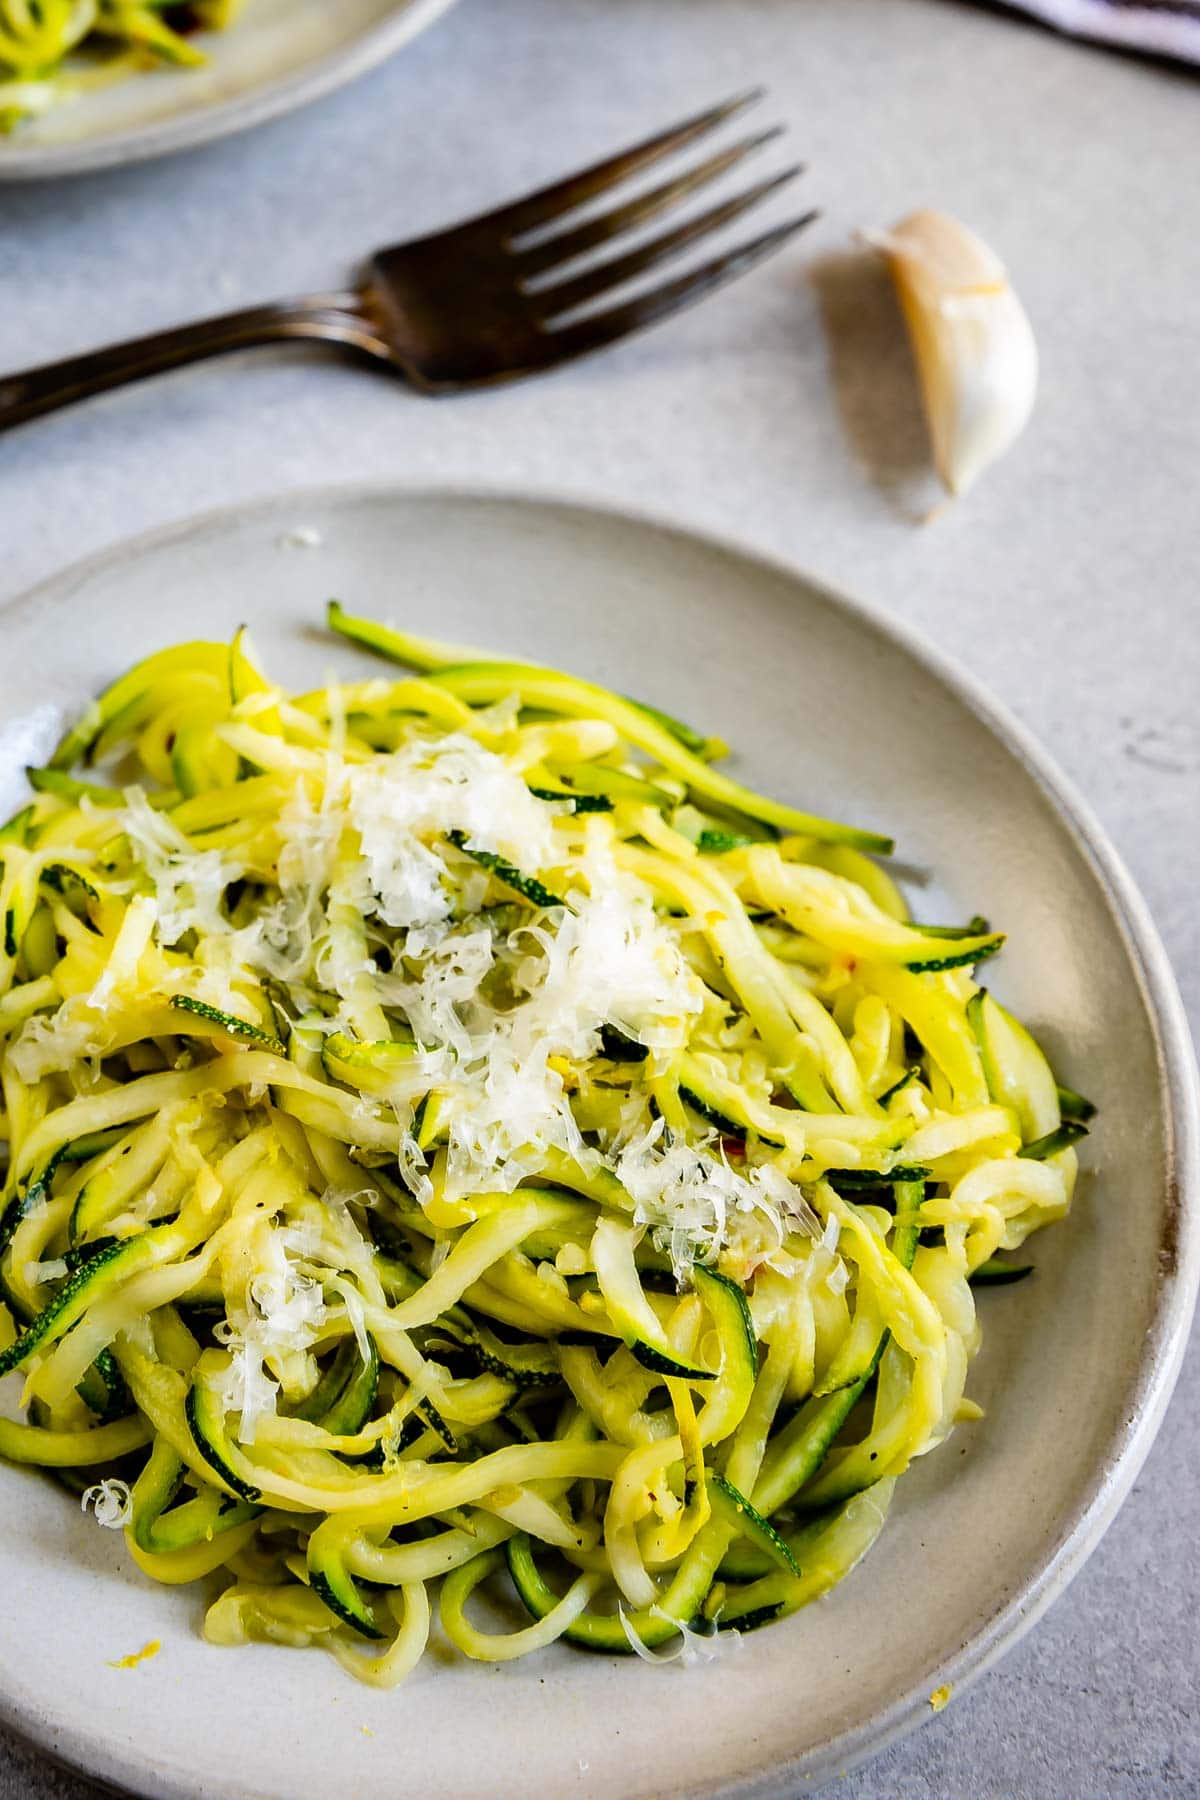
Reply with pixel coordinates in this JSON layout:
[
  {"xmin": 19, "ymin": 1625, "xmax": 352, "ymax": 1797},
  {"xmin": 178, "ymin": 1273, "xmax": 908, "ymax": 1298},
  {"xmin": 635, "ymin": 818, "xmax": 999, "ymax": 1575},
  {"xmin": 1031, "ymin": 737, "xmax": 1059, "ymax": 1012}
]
[
  {"xmin": 0, "ymin": 488, "xmax": 1194, "ymax": 1800},
  {"xmin": 0, "ymin": 0, "xmax": 459, "ymax": 179}
]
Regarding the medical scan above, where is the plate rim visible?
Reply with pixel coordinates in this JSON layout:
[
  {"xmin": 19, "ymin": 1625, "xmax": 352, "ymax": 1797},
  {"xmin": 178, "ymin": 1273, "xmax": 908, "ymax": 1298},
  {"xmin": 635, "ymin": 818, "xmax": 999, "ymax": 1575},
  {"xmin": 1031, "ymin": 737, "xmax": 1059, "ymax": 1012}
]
[
  {"xmin": 0, "ymin": 479, "xmax": 1195, "ymax": 1798},
  {"xmin": 0, "ymin": 0, "xmax": 460, "ymax": 183}
]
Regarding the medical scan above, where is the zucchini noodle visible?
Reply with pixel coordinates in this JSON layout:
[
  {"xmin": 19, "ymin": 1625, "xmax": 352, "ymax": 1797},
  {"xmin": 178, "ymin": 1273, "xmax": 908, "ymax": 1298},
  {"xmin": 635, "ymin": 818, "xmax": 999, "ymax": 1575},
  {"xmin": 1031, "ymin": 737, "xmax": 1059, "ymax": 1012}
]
[
  {"xmin": 0, "ymin": 602, "xmax": 1093, "ymax": 1682},
  {"xmin": 0, "ymin": 1, "xmax": 244, "ymax": 133}
]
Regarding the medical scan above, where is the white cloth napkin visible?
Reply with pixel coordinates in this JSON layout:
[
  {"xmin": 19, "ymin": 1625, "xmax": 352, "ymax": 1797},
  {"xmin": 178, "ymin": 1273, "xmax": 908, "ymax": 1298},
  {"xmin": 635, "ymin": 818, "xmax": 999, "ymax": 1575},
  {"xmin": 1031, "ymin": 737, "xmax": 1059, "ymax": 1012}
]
[{"xmin": 998, "ymin": 0, "xmax": 1200, "ymax": 64}]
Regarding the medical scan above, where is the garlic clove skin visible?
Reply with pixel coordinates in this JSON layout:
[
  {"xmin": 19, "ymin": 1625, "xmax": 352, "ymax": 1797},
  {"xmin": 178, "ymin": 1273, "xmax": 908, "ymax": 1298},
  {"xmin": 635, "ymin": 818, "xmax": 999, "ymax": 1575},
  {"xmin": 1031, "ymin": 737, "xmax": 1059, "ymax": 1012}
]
[{"xmin": 868, "ymin": 209, "xmax": 1038, "ymax": 497}]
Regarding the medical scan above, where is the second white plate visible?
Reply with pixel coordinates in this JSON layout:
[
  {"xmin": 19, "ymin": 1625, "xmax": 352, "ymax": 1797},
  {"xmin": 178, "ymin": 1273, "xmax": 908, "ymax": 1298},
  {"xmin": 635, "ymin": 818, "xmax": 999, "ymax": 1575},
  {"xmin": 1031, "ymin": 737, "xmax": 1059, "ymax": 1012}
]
[{"xmin": 0, "ymin": 0, "xmax": 460, "ymax": 181}]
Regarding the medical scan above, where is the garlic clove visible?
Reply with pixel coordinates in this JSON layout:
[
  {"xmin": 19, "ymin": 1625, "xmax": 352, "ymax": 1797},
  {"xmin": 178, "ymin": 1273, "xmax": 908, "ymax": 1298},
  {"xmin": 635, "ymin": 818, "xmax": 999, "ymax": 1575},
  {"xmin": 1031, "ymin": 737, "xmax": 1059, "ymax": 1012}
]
[{"xmin": 868, "ymin": 209, "xmax": 1038, "ymax": 497}]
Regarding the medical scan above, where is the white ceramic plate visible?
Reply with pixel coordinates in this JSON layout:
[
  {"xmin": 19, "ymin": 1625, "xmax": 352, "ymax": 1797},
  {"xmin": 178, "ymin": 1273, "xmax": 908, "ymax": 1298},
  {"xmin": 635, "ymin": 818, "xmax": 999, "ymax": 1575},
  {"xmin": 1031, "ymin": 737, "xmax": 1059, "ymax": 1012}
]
[
  {"xmin": 0, "ymin": 0, "xmax": 459, "ymax": 182},
  {"xmin": 0, "ymin": 488, "xmax": 1195, "ymax": 1799}
]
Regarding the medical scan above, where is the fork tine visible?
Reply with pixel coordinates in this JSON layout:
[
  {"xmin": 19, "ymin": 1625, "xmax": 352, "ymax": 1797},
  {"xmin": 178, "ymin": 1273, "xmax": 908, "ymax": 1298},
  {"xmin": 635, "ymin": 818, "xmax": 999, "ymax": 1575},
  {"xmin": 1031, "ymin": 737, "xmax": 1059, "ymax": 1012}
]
[
  {"xmin": 531, "ymin": 210, "xmax": 819, "ymax": 371},
  {"xmin": 514, "ymin": 129, "xmax": 786, "ymax": 278},
  {"xmin": 491, "ymin": 89, "xmax": 765, "ymax": 240},
  {"xmin": 530, "ymin": 168, "xmax": 804, "ymax": 321}
]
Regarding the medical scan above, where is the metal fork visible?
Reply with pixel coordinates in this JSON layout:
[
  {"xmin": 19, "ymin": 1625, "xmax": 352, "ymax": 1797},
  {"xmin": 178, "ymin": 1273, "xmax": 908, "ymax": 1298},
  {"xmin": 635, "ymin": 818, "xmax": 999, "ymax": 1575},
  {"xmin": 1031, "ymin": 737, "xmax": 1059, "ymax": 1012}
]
[{"xmin": 0, "ymin": 91, "xmax": 815, "ymax": 433}]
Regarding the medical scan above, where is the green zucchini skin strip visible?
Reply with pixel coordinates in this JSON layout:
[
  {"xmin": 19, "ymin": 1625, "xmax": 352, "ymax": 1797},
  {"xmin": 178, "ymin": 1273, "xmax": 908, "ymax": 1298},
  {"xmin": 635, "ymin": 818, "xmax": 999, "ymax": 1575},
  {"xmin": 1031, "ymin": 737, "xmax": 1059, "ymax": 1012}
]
[
  {"xmin": 76, "ymin": 1348, "xmax": 135, "ymax": 1424},
  {"xmin": 0, "ymin": 1237, "xmax": 155, "ymax": 1380},
  {"xmin": 527, "ymin": 786, "xmax": 613, "ymax": 814},
  {"xmin": 321, "ymin": 1034, "xmax": 419, "ymax": 1098},
  {"xmin": 967, "ymin": 988, "xmax": 1061, "ymax": 1142},
  {"xmin": 185, "ymin": 1381, "xmax": 263, "ymax": 1505},
  {"xmin": 326, "ymin": 603, "xmax": 484, "ymax": 674},
  {"xmin": 326, "ymin": 604, "xmax": 892, "ymax": 854},
  {"xmin": 901, "ymin": 937, "xmax": 1004, "ymax": 974},
  {"xmin": 708, "ymin": 1471, "xmax": 799, "ymax": 1576},
  {"xmin": 622, "ymin": 699, "xmax": 719, "ymax": 761},
  {"xmin": 751, "ymin": 1386, "xmax": 863, "ymax": 1520},
  {"xmin": 823, "ymin": 1165, "xmax": 931, "ymax": 1193},
  {"xmin": 308, "ymin": 1519, "xmax": 386, "ymax": 1641},
  {"xmin": 598, "ymin": 1025, "xmax": 649, "ymax": 1064},
  {"xmin": 0, "ymin": 805, "xmax": 35, "ymax": 846},
  {"xmin": 130, "ymin": 1441, "xmax": 193, "ymax": 1553},
  {"xmin": 168, "ymin": 995, "xmax": 284, "ymax": 1050},
  {"xmin": 970, "ymin": 1258, "xmax": 1034, "ymax": 1286},
  {"xmin": 876, "ymin": 1065, "xmax": 922, "ymax": 1106},
  {"xmin": 329, "ymin": 602, "xmax": 717, "ymax": 761},
  {"xmin": 710, "ymin": 1483, "xmax": 896, "ymax": 1630},
  {"xmin": 0, "ymin": 1149, "xmax": 70, "ymax": 1285},
  {"xmin": 26, "ymin": 767, "xmax": 127, "ymax": 808},
  {"xmin": 136, "ymin": 1481, "xmax": 258, "ymax": 1559},
  {"xmin": 0, "ymin": 1414, "xmax": 150, "ymax": 1466},
  {"xmin": 321, "ymin": 1339, "xmax": 380, "ymax": 1436},
  {"xmin": 461, "ymin": 1322, "xmax": 560, "ymax": 1389},
  {"xmin": 130, "ymin": 1346, "xmax": 382, "ymax": 1559},
  {"xmin": 679, "ymin": 1084, "xmax": 746, "ymax": 1141},
  {"xmin": 293, "ymin": 1337, "xmax": 379, "ymax": 1429},
  {"xmin": 908, "ymin": 915, "xmax": 990, "ymax": 939},
  {"xmin": 627, "ymin": 1340, "xmax": 713, "ymax": 1382},
  {"xmin": 441, "ymin": 665, "xmax": 892, "ymax": 852},
  {"xmin": 506, "ymin": 1533, "xmax": 686, "ymax": 1653},
  {"xmin": 445, "ymin": 831, "xmax": 567, "ymax": 909},
  {"xmin": 592, "ymin": 1218, "xmax": 714, "ymax": 1383},
  {"xmin": 696, "ymin": 828, "xmax": 752, "ymax": 854},
  {"xmin": 692, "ymin": 1266, "xmax": 758, "ymax": 1444},
  {"xmin": 1018, "ymin": 1122, "xmax": 1089, "ymax": 1161},
  {"xmin": 1056, "ymin": 1083, "xmax": 1097, "ymax": 1124}
]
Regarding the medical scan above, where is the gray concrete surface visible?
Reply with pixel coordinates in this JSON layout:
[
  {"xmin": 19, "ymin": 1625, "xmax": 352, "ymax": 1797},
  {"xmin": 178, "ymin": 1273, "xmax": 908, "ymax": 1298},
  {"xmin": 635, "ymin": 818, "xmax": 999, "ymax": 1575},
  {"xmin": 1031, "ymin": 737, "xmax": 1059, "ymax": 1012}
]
[{"xmin": 1, "ymin": 0, "xmax": 1197, "ymax": 1793}]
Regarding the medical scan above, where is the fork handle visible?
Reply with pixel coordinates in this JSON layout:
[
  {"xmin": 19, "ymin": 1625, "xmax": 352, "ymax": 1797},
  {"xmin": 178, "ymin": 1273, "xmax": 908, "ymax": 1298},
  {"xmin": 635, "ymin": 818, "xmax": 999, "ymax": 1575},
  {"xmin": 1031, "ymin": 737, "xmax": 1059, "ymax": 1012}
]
[{"xmin": 0, "ymin": 292, "xmax": 386, "ymax": 432}]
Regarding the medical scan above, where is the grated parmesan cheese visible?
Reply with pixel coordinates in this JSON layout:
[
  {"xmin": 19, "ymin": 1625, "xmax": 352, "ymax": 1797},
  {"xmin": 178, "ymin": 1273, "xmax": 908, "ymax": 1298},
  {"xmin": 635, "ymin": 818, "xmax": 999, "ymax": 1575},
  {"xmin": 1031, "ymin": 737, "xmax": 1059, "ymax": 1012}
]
[
  {"xmin": 217, "ymin": 1225, "xmax": 329, "ymax": 1440},
  {"xmin": 10, "ymin": 1000, "xmax": 102, "ymax": 1081},
  {"xmin": 618, "ymin": 1605, "xmax": 723, "ymax": 1666},
  {"xmin": 374, "ymin": 867, "xmax": 702, "ymax": 1203},
  {"xmin": 614, "ymin": 1119, "xmax": 813, "ymax": 1283},
  {"xmin": 123, "ymin": 790, "xmax": 240, "ymax": 947},
  {"xmin": 348, "ymin": 735, "xmax": 558, "ymax": 929},
  {"xmin": 81, "ymin": 1479, "xmax": 132, "ymax": 1529},
  {"xmin": 93, "ymin": 707, "xmax": 821, "ymax": 1274},
  {"xmin": 825, "ymin": 1256, "xmax": 850, "ymax": 1297},
  {"xmin": 23, "ymin": 1258, "xmax": 68, "ymax": 1286}
]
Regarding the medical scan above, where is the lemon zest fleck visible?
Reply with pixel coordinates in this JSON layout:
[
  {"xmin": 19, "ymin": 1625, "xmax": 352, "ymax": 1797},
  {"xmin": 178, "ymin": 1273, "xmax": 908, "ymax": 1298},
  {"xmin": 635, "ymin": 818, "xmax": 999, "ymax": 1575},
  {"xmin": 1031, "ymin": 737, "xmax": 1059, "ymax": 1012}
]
[{"xmin": 108, "ymin": 1639, "xmax": 161, "ymax": 1670}]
